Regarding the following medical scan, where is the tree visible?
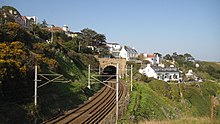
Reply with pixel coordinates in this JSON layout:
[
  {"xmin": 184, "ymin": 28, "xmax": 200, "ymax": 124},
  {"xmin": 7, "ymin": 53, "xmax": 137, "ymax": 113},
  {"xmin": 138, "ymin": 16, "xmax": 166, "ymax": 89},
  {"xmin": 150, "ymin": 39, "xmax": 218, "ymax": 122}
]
[
  {"xmin": 64, "ymin": 39, "xmax": 78, "ymax": 51},
  {"xmin": 0, "ymin": 22, "xmax": 32, "ymax": 45},
  {"xmin": 184, "ymin": 53, "xmax": 192, "ymax": 58},
  {"xmin": 40, "ymin": 19, "xmax": 48, "ymax": 28},
  {"xmin": 94, "ymin": 33, "xmax": 106, "ymax": 46},
  {"xmin": 172, "ymin": 52, "xmax": 178, "ymax": 59},
  {"xmin": 1, "ymin": 6, "xmax": 21, "ymax": 16},
  {"xmin": 138, "ymin": 53, "xmax": 144, "ymax": 61},
  {"xmin": 154, "ymin": 52, "xmax": 162, "ymax": 57},
  {"xmin": 79, "ymin": 28, "xmax": 106, "ymax": 46},
  {"xmin": 53, "ymin": 31, "xmax": 71, "ymax": 42},
  {"xmin": 30, "ymin": 24, "xmax": 50, "ymax": 41},
  {"xmin": 163, "ymin": 54, "xmax": 172, "ymax": 60},
  {"xmin": 184, "ymin": 53, "xmax": 195, "ymax": 62},
  {"xmin": 79, "ymin": 28, "xmax": 96, "ymax": 46},
  {"xmin": 31, "ymin": 24, "xmax": 40, "ymax": 36},
  {"xmin": 175, "ymin": 54, "xmax": 185, "ymax": 67}
]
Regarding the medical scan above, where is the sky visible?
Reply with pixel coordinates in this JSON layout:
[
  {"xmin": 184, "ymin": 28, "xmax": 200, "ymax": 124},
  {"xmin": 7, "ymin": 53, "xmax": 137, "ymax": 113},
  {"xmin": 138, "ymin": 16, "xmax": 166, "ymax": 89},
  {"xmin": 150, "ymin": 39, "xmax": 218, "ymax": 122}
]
[{"xmin": 1, "ymin": 0, "xmax": 220, "ymax": 61}]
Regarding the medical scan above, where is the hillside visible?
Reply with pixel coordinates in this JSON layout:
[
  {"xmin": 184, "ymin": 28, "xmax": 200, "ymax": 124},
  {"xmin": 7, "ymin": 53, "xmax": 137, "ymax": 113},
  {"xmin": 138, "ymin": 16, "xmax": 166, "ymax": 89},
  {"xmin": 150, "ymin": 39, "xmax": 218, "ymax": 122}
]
[
  {"xmin": 119, "ymin": 80, "xmax": 220, "ymax": 124},
  {"xmin": 1, "ymin": 6, "xmax": 220, "ymax": 124},
  {"xmin": 0, "ymin": 21, "xmax": 101, "ymax": 123},
  {"xmin": 162, "ymin": 53, "xmax": 220, "ymax": 82},
  {"xmin": 120, "ymin": 56, "xmax": 220, "ymax": 123},
  {"xmin": 196, "ymin": 61, "xmax": 220, "ymax": 82}
]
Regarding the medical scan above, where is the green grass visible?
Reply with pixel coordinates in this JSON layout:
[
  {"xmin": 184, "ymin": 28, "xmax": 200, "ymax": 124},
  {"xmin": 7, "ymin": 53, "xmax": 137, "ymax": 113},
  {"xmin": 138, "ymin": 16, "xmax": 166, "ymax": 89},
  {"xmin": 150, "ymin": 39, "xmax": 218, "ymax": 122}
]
[
  {"xmin": 119, "ymin": 80, "xmax": 220, "ymax": 124},
  {"xmin": 196, "ymin": 61, "xmax": 220, "ymax": 82},
  {"xmin": 139, "ymin": 117, "xmax": 220, "ymax": 124},
  {"xmin": 119, "ymin": 81, "xmax": 181, "ymax": 123},
  {"xmin": 35, "ymin": 51, "xmax": 101, "ymax": 122},
  {"xmin": 55, "ymin": 52, "xmax": 87, "ymax": 81}
]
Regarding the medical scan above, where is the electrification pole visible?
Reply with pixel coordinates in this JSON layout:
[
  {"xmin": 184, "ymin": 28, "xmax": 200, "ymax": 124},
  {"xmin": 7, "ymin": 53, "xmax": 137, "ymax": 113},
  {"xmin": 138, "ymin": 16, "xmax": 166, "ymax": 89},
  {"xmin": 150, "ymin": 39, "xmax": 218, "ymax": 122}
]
[
  {"xmin": 125, "ymin": 64, "xmax": 128, "ymax": 83},
  {"xmin": 33, "ymin": 65, "xmax": 67, "ymax": 109},
  {"xmin": 78, "ymin": 41, "xmax": 81, "ymax": 52},
  {"xmin": 34, "ymin": 66, "xmax": 38, "ymax": 107},
  {"xmin": 88, "ymin": 64, "xmax": 91, "ymax": 89},
  {"xmin": 99, "ymin": 65, "xmax": 101, "ymax": 75},
  {"xmin": 51, "ymin": 26, "xmax": 54, "ymax": 43},
  {"xmin": 116, "ymin": 63, "xmax": 119, "ymax": 123},
  {"xmin": 131, "ymin": 64, "xmax": 133, "ymax": 91}
]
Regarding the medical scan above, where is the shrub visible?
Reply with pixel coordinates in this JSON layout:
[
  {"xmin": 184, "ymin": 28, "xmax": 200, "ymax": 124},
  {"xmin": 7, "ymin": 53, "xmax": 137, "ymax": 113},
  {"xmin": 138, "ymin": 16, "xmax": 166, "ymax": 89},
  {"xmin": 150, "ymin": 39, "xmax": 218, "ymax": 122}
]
[{"xmin": 149, "ymin": 80, "xmax": 172, "ymax": 99}]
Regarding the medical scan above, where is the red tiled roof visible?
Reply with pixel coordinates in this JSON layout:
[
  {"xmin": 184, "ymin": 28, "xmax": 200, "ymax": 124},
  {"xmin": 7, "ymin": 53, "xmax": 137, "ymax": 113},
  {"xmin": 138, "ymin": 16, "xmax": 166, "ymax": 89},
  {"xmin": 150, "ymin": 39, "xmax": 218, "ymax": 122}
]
[
  {"xmin": 147, "ymin": 54, "xmax": 156, "ymax": 58},
  {"xmin": 44, "ymin": 27, "xmax": 64, "ymax": 32},
  {"xmin": 51, "ymin": 27, "xmax": 64, "ymax": 31},
  {"xmin": 21, "ymin": 16, "xmax": 27, "ymax": 20}
]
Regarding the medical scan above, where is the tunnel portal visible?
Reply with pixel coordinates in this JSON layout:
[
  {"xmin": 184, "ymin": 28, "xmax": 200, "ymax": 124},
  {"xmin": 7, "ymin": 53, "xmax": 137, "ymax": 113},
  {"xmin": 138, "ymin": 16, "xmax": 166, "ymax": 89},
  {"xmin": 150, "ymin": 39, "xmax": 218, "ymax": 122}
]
[{"xmin": 103, "ymin": 66, "xmax": 116, "ymax": 75}]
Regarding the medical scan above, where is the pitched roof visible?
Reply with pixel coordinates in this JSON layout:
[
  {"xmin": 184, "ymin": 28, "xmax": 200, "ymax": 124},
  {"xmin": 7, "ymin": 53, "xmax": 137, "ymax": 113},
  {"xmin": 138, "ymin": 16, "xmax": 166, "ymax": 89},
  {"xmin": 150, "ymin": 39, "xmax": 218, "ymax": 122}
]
[
  {"xmin": 151, "ymin": 66, "xmax": 179, "ymax": 72},
  {"xmin": 107, "ymin": 43, "xmax": 120, "ymax": 45},
  {"xmin": 124, "ymin": 45, "xmax": 138, "ymax": 54},
  {"xmin": 147, "ymin": 54, "xmax": 156, "ymax": 58},
  {"xmin": 44, "ymin": 27, "xmax": 64, "ymax": 32}
]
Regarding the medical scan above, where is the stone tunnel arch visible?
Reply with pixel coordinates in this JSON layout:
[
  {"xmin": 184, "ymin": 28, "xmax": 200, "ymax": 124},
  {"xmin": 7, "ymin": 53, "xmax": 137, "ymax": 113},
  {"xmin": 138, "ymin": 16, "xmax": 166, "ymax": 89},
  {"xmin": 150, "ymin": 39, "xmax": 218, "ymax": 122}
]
[
  {"xmin": 98, "ymin": 58, "xmax": 127, "ymax": 78},
  {"xmin": 103, "ymin": 65, "xmax": 116, "ymax": 75}
]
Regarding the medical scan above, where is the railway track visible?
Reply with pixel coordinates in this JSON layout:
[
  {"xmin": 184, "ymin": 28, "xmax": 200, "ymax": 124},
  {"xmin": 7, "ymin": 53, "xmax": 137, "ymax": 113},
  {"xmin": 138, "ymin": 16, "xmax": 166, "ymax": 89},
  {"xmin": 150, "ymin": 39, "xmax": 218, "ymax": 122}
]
[{"xmin": 44, "ymin": 79, "xmax": 125, "ymax": 124}]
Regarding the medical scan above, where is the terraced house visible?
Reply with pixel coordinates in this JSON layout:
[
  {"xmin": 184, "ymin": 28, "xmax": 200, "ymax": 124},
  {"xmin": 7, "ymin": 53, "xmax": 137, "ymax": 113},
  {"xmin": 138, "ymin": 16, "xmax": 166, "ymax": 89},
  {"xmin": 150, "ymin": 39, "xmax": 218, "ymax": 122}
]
[{"xmin": 139, "ymin": 64, "xmax": 180, "ymax": 82}]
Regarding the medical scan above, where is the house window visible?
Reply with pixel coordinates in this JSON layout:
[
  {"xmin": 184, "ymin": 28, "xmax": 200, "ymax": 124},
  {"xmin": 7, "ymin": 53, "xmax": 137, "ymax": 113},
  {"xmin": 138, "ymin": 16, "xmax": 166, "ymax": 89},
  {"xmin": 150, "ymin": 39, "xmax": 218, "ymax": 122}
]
[{"xmin": 173, "ymin": 74, "xmax": 178, "ymax": 79}]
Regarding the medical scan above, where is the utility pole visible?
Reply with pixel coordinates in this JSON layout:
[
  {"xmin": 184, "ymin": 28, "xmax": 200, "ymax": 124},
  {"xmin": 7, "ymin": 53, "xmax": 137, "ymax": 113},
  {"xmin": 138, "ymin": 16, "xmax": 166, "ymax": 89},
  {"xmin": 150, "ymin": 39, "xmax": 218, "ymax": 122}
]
[
  {"xmin": 33, "ymin": 65, "xmax": 66, "ymax": 108},
  {"xmin": 34, "ymin": 66, "xmax": 38, "ymax": 108},
  {"xmin": 78, "ymin": 41, "xmax": 81, "ymax": 52},
  {"xmin": 125, "ymin": 64, "xmax": 127, "ymax": 83},
  {"xmin": 99, "ymin": 65, "xmax": 101, "ymax": 75},
  {"xmin": 50, "ymin": 26, "xmax": 54, "ymax": 43},
  {"xmin": 131, "ymin": 64, "xmax": 133, "ymax": 92},
  {"xmin": 116, "ymin": 63, "xmax": 119, "ymax": 123},
  {"xmin": 88, "ymin": 64, "xmax": 91, "ymax": 89},
  {"xmin": 210, "ymin": 96, "xmax": 215, "ymax": 122}
]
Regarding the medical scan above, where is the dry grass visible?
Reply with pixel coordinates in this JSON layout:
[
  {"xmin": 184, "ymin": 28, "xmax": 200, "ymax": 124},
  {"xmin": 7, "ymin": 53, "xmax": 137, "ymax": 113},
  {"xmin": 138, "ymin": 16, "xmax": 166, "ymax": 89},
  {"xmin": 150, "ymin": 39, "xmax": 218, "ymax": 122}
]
[{"xmin": 139, "ymin": 117, "xmax": 220, "ymax": 124}]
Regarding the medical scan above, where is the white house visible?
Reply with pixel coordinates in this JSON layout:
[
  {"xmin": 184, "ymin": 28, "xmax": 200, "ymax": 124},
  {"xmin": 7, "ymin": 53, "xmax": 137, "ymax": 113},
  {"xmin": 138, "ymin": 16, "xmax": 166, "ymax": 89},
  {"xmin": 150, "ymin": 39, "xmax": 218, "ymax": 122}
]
[
  {"xmin": 106, "ymin": 43, "xmax": 121, "ymax": 52},
  {"xmin": 106, "ymin": 43, "xmax": 122, "ymax": 58},
  {"xmin": 185, "ymin": 69, "xmax": 199, "ymax": 81},
  {"xmin": 119, "ymin": 45, "xmax": 138, "ymax": 61},
  {"xmin": 26, "ymin": 16, "xmax": 38, "ymax": 24},
  {"xmin": 4, "ymin": 9, "xmax": 38, "ymax": 30},
  {"xmin": 106, "ymin": 43, "xmax": 138, "ymax": 61},
  {"xmin": 144, "ymin": 53, "xmax": 156, "ymax": 65},
  {"xmin": 139, "ymin": 64, "xmax": 180, "ymax": 82},
  {"xmin": 139, "ymin": 64, "xmax": 157, "ymax": 78},
  {"xmin": 62, "ymin": 25, "xmax": 69, "ymax": 32},
  {"xmin": 143, "ymin": 53, "xmax": 162, "ymax": 65},
  {"xmin": 155, "ymin": 53, "xmax": 162, "ymax": 64}
]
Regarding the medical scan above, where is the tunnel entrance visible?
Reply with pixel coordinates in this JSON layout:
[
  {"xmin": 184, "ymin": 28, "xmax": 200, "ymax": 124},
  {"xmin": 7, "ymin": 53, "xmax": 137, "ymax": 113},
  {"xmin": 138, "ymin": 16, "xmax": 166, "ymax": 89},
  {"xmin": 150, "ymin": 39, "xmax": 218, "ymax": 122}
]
[{"xmin": 103, "ymin": 66, "xmax": 116, "ymax": 75}]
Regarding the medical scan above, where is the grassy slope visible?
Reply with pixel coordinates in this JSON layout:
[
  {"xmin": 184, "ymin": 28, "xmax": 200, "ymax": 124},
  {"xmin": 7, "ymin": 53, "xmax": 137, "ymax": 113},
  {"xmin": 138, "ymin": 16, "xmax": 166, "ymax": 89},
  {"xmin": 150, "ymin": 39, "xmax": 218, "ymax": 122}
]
[
  {"xmin": 196, "ymin": 61, "xmax": 220, "ymax": 82},
  {"xmin": 119, "ymin": 80, "xmax": 220, "ymax": 124},
  {"xmin": 0, "ymin": 48, "xmax": 100, "ymax": 123},
  {"xmin": 36, "ymin": 51, "xmax": 101, "ymax": 122},
  {"xmin": 0, "ymin": 21, "xmax": 102, "ymax": 123}
]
